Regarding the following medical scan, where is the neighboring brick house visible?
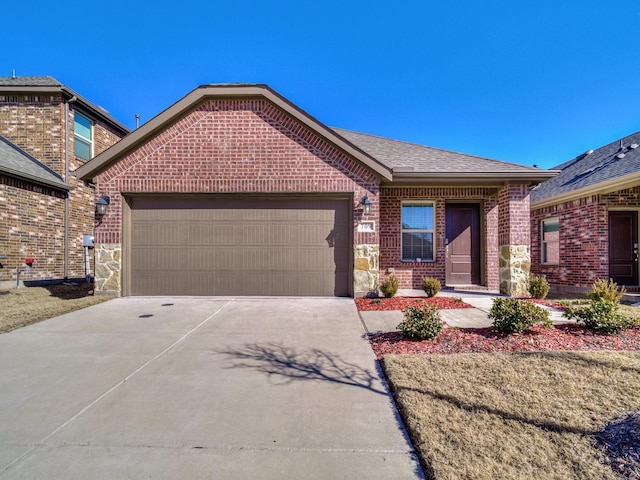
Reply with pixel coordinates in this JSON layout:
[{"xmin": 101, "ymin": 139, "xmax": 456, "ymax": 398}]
[
  {"xmin": 531, "ymin": 130, "xmax": 640, "ymax": 294},
  {"xmin": 0, "ymin": 76, "xmax": 129, "ymax": 287},
  {"xmin": 76, "ymin": 84, "xmax": 555, "ymax": 297}
]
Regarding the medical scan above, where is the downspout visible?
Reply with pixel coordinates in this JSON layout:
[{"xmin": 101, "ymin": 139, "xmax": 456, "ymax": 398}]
[{"xmin": 64, "ymin": 95, "xmax": 77, "ymax": 281}]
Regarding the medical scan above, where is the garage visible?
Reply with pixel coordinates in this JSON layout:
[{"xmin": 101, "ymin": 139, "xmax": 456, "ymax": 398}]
[{"xmin": 125, "ymin": 195, "xmax": 352, "ymax": 296}]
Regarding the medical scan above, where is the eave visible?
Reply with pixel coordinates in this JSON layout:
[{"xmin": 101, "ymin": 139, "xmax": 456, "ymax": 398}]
[
  {"xmin": 0, "ymin": 166, "xmax": 69, "ymax": 192},
  {"xmin": 531, "ymin": 171, "xmax": 640, "ymax": 210},
  {"xmin": 0, "ymin": 84, "xmax": 130, "ymax": 137},
  {"xmin": 387, "ymin": 169, "xmax": 559, "ymax": 186}
]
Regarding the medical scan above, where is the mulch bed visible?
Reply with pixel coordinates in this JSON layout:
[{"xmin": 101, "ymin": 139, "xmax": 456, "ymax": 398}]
[
  {"xmin": 368, "ymin": 324, "xmax": 640, "ymax": 358},
  {"xmin": 355, "ymin": 296, "xmax": 472, "ymax": 311}
]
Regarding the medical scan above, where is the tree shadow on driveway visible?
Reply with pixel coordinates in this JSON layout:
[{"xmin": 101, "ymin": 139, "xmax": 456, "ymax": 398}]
[{"xmin": 215, "ymin": 342, "xmax": 388, "ymax": 395}]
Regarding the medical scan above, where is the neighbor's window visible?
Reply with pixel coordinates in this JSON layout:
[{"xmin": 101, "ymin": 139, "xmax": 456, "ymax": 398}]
[
  {"xmin": 74, "ymin": 112, "xmax": 93, "ymax": 161},
  {"xmin": 401, "ymin": 201, "xmax": 435, "ymax": 261},
  {"xmin": 541, "ymin": 217, "xmax": 559, "ymax": 264}
]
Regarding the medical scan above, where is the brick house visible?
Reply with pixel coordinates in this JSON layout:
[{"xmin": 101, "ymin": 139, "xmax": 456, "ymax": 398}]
[
  {"xmin": 0, "ymin": 76, "xmax": 129, "ymax": 287},
  {"xmin": 531, "ymin": 130, "xmax": 640, "ymax": 294},
  {"xmin": 76, "ymin": 84, "xmax": 555, "ymax": 297}
]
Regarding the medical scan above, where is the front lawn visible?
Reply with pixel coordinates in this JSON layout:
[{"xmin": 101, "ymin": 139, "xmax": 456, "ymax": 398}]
[
  {"xmin": 0, "ymin": 284, "xmax": 114, "ymax": 333},
  {"xmin": 382, "ymin": 351, "xmax": 640, "ymax": 480}
]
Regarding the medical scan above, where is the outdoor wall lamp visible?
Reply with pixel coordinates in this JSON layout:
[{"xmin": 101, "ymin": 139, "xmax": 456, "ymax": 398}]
[
  {"xmin": 361, "ymin": 195, "xmax": 372, "ymax": 215},
  {"xmin": 95, "ymin": 195, "xmax": 111, "ymax": 216}
]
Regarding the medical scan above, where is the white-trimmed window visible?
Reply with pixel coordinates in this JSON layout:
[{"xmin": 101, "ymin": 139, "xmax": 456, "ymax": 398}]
[
  {"xmin": 74, "ymin": 112, "xmax": 93, "ymax": 161},
  {"xmin": 541, "ymin": 217, "xmax": 559, "ymax": 264},
  {"xmin": 401, "ymin": 201, "xmax": 435, "ymax": 261}
]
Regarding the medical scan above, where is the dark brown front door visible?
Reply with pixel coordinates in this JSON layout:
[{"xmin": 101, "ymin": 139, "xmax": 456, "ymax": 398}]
[
  {"xmin": 446, "ymin": 203, "xmax": 481, "ymax": 285},
  {"xmin": 609, "ymin": 211, "xmax": 638, "ymax": 286}
]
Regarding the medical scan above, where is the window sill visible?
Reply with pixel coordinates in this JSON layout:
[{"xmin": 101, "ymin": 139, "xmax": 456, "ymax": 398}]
[{"xmin": 401, "ymin": 259, "xmax": 436, "ymax": 263}]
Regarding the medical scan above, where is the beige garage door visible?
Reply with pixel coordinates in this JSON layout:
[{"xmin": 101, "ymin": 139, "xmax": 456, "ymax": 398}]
[{"xmin": 127, "ymin": 196, "xmax": 351, "ymax": 296}]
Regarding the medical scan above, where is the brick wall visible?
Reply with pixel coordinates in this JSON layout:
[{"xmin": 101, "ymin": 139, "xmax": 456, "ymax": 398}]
[
  {"xmin": 0, "ymin": 177, "xmax": 66, "ymax": 282},
  {"xmin": 0, "ymin": 96, "xmax": 124, "ymax": 283},
  {"xmin": 0, "ymin": 94, "xmax": 65, "ymax": 174},
  {"xmin": 379, "ymin": 186, "xmax": 501, "ymax": 290},
  {"xmin": 498, "ymin": 184, "xmax": 531, "ymax": 246},
  {"xmin": 530, "ymin": 191, "xmax": 629, "ymax": 289},
  {"xmin": 95, "ymin": 99, "xmax": 380, "ymax": 247}
]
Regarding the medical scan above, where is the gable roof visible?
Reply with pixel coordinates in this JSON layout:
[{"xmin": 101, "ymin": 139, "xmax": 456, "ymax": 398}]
[
  {"xmin": 0, "ymin": 136, "xmax": 68, "ymax": 191},
  {"xmin": 0, "ymin": 76, "xmax": 129, "ymax": 137},
  {"xmin": 334, "ymin": 128, "xmax": 556, "ymax": 184},
  {"xmin": 531, "ymin": 130, "xmax": 640, "ymax": 207},
  {"xmin": 76, "ymin": 83, "xmax": 556, "ymax": 185},
  {"xmin": 76, "ymin": 84, "xmax": 393, "ymax": 182}
]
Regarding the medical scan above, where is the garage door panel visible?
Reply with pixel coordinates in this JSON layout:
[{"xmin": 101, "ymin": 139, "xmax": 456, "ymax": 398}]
[{"xmin": 129, "ymin": 197, "xmax": 351, "ymax": 296}]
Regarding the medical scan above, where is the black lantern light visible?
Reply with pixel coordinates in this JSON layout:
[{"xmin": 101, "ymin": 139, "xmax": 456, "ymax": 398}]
[
  {"xmin": 361, "ymin": 195, "xmax": 372, "ymax": 215},
  {"xmin": 95, "ymin": 195, "xmax": 111, "ymax": 216}
]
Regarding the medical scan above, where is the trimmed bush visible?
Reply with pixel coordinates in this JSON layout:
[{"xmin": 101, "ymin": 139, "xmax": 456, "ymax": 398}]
[
  {"xmin": 380, "ymin": 275, "xmax": 399, "ymax": 298},
  {"xmin": 398, "ymin": 303, "xmax": 443, "ymax": 340},
  {"xmin": 422, "ymin": 277, "xmax": 441, "ymax": 297},
  {"xmin": 564, "ymin": 300, "xmax": 634, "ymax": 334},
  {"xmin": 528, "ymin": 274, "xmax": 550, "ymax": 299},
  {"xmin": 587, "ymin": 278, "xmax": 625, "ymax": 303},
  {"xmin": 489, "ymin": 298, "xmax": 552, "ymax": 334}
]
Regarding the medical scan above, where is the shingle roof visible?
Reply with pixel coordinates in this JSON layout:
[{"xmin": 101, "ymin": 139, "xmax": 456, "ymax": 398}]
[
  {"xmin": 333, "ymin": 128, "xmax": 546, "ymax": 176},
  {"xmin": 0, "ymin": 136, "xmax": 68, "ymax": 190},
  {"xmin": 530, "ymin": 130, "xmax": 640, "ymax": 204},
  {"xmin": 0, "ymin": 76, "xmax": 62, "ymax": 87}
]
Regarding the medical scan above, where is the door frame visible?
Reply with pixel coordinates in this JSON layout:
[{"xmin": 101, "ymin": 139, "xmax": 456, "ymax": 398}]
[
  {"xmin": 608, "ymin": 208, "xmax": 640, "ymax": 286},
  {"xmin": 444, "ymin": 201, "xmax": 484, "ymax": 286}
]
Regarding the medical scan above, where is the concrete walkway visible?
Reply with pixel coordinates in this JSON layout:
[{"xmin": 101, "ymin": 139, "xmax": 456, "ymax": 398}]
[
  {"xmin": 360, "ymin": 289, "xmax": 570, "ymax": 333},
  {"xmin": 0, "ymin": 297, "xmax": 423, "ymax": 479}
]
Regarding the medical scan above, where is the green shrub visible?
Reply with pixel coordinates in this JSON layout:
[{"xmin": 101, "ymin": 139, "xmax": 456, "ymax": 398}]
[
  {"xmin": 398, "ymin": 303, "xmax": 443, "ymax": 340},
  {"xmin": 380, "ymin": 275, "xmax": 399, "ymax": 298},
  {"xmin": 564, "ymin": 300, "xmax": 634, "ymax": 334},
  {"xmin": 528, "ymin": 274, "xmax": 550, "ymax": 299},
  {"xmin": 370, "ymin": 298, "xmax": 382, "ymax": 305},
  {"xmin": 489, "ymin": 298, "xmax": 552, "ymax": 334},
  {"xmin": 421, "ymin": 277, "xmax": 441, "ymax": 297},
  {"xmin": 587, "ymin": 278, "xmax": 626, "ymax": 303}
]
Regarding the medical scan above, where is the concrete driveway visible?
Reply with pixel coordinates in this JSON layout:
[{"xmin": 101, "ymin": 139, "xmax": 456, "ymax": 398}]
[{"xmin": 0, "ymin": 297, "xmax": 423, "ymax": 479}]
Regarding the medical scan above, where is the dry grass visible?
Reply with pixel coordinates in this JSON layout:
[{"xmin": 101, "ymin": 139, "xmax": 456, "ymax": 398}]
[
  {"xmin": 382, "ymin": 351, "xmax": 640, "ymax": 480},
  {"xmin": 0, "ymin": 284, "xmax": 114, "ymax": 333}
]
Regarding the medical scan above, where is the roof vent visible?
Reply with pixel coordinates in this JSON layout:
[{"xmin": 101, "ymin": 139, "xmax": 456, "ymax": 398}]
[
  {"xmin": 575, "ymin": 149, "xmax": 594, "ymax": 161},
  {"xmin": 617, "ymin": 153, "xmax": 626, "ymax": 159},
  {"xmin": 630, "ymin": 143, "xmax": 639, "ymax": 149},
  {"xmin": 619, "ymin": 140, "xmax": 625, "ymax": 151}
]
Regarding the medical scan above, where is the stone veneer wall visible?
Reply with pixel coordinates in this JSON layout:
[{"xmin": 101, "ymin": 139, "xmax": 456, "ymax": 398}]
[
  {"xmin": 498, "ymin": 184, "xmax": 531, "ymax": 296},
  {"xmin": 354, "ymin": 244, "xmax": 379, "ymax": 295},
  {"xmin": 95, "ymin": 244, "xmax": 121, "ymax": 294},
  {"xmin": 499, "ymin": 245, "xmax": 530, "ymax": 298}
]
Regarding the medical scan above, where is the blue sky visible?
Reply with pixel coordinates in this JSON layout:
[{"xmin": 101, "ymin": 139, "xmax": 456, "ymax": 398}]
[{"xmin": 4, "ymin": 1, "xmax": 640, "ymax": 169}]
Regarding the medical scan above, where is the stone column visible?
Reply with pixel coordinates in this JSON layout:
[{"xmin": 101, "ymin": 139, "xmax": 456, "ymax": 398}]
[
  {"xmin": 354, "ymin": 244, "xmax": 379, "ymax": 296},
  {"xmin": 498, "ymin": 184, "xmax": 531, "ymax": 297},
  {"xmin": 95, "ymin": 243, "xmax": 121, "ymax": 295}
]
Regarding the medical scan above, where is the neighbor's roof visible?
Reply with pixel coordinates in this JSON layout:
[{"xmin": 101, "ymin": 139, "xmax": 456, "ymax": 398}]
[
  {"xmin": 0, "ymin": 76, "xmax": 62, "ymax": 87},
  {"xmin": 0, "ymin": 76, "xmax": 129, "ymax": 136},
  {"xmin": 0, "ymin": 136, "xmax": 68, "ymax": 191},
  {"xmin": 530, "ymin": 130, "xmax": 640, "ymax": 207},
  {"xmin": 334, "ymin": 128, "xmax": 556, "ymax": 183},
  {"xmin": 76, "ymin": 83, "xmax": 556, "ymax": 185}
]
